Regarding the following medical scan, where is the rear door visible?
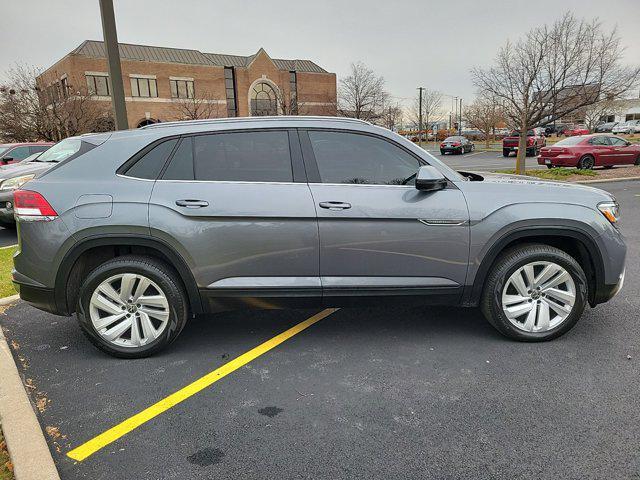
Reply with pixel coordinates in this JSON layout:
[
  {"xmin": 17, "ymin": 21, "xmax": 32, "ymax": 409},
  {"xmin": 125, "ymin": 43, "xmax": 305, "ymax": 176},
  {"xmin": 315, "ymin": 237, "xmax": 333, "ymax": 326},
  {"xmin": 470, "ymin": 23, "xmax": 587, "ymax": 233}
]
[
  {"xmin": 148, "ymin": 129, "xmax": 320, "ymax": 311},
  {"xmin": 588, "ymin": 136, "xmax": 614, "ymax": 165},
  {"xmin": 301, "ymin": 129, "xmax": 469, "ymax": 305}
]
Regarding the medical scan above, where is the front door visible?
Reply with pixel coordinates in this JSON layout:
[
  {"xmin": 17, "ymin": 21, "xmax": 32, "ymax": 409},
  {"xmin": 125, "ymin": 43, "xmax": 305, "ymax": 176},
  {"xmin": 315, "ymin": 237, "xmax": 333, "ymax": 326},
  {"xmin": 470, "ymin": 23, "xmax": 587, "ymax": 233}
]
[
  {"xmin": 301, "ymin": 130, "xmax": 470, "ymax": 305},
  {"xmin": 608, "ymin": 136, "xmax": 637, "ymax": 165},
  {"xmin": 149, "ymin": 129, "xmax": 320, "ymax": 311}
]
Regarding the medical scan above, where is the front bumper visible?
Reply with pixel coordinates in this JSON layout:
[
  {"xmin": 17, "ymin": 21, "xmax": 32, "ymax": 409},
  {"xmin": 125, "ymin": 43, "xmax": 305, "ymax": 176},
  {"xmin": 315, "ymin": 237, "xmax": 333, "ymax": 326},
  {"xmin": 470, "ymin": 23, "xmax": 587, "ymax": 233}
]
[
  {"xmin": 592, "ymin": 269, "xmax": 625, "ymax": 306},
  {"xmin": 0, "ymin": 189, "xmax": 15, "ymax": 223}
]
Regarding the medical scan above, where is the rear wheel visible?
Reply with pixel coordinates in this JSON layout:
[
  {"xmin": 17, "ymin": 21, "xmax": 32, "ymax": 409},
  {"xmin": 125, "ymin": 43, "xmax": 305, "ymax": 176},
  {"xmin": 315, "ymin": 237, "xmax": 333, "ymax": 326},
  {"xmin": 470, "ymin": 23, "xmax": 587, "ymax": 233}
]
[
  {"xmin": 635, "ymin": 155, "xmax": 640, "ymax": 166},
  {"xmin": 481, "ymin": 244, "xmax": 587, "ymax": 341},
  {"xmin": 503, "ymin": 149, "xmax": 510, "ymax": 157},
  {"xmin": 76, "ymin": 255, "xmax": 189, "ymax": 358},
  {"xmin": 577, "ymin": 155, "xmax": 595, "ymax": 170}
]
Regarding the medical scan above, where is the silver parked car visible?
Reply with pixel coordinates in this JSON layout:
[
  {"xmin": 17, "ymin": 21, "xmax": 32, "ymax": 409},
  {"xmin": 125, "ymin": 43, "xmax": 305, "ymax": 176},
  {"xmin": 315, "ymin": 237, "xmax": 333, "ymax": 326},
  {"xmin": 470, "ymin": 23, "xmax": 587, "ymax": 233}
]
[{"xmin": 12, "ymin": 117, "xmax": 626, "ymax": 358}]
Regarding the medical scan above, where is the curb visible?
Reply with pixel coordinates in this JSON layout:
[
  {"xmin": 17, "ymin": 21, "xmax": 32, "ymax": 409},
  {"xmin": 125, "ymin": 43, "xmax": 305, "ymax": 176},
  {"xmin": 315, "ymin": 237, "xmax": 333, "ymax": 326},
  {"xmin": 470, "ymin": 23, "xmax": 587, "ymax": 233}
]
[
  {"xmin": 0, "ymin": 295, "xmax": 19, "ymax": 306},
  {"xmin": 0, "ymin": 312, "xmax": 60, "ymax": 479},
  {"xmin": 575, "ymin": 176, "xmax": 640, "ymax": 184}
]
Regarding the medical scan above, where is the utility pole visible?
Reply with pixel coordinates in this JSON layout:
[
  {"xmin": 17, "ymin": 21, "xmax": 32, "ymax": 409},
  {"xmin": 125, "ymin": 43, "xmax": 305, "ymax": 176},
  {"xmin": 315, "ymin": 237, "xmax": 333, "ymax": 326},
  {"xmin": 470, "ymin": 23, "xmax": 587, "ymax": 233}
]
[
  {"xmin": 99, "ymin": 0, "xmax": 128, "ymax": 130},
  {"xmin": 459, "ymin": 98, "xmax": 463, "ymax": 135},
  {"xmin": 417, "ymin": 87, "xmax": 424, "ymax": 149}
]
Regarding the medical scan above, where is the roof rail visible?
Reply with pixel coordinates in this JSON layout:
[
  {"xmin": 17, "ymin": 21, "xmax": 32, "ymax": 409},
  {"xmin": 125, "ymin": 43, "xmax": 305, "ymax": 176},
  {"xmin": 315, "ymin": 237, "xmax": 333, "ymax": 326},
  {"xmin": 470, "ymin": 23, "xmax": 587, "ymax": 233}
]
[{"xmin": 140, "ymin": 116, "xmax": 371, "ymax": 130}]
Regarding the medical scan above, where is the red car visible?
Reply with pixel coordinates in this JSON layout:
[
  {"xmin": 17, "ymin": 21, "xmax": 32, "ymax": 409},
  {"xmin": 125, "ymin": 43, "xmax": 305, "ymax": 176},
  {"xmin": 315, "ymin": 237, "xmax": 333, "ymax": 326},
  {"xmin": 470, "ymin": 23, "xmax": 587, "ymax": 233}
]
[
  {"xmin": 0, "ymin": 142, "xmax": 54, "ymax": 165},
  {"xmin": 502, "ymin": 129, "xmax": 546, "ymax": 157},
  {"xmin": 562, "ymin": 125, "xmax": 589, "ymax": 137},
  {"xmin": 538, "ymin": 134, "xmax": 640, "ymax": 169}
]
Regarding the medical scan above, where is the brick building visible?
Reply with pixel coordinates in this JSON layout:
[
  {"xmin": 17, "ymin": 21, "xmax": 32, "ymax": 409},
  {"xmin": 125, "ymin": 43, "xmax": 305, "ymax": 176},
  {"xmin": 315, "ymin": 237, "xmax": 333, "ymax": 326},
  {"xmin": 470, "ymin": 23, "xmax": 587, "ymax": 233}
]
[{"xmin": 38, "ymin": 40, "xmax": 337, "ymax": 128}]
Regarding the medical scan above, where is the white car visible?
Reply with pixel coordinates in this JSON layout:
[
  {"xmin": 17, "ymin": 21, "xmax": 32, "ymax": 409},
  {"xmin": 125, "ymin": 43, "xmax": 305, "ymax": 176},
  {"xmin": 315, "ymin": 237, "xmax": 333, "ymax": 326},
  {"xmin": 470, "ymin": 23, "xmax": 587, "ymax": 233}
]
[{"xmin": 612, "ymin": 120, "xmax": 640, "ymax": 134}]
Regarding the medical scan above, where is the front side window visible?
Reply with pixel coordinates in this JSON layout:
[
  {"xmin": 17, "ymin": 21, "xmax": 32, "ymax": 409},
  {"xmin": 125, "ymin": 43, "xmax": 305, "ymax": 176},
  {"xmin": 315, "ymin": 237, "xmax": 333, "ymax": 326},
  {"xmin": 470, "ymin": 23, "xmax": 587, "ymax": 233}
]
[
  {"xmin": 130, "ymin": 77, "xmax": 158, "ymax": 98},
  {"xmin": 86, "ymin": 74, "xmax": 110, "ymax": 96},
  {"xmin": 609, "ymin": 137, "xmax": 628, "ymax": 147},
  {"xmin": 170, "ymin": 79, "xmax": 194, "ymax": 99},
  {"xmin": 309, "ymin": 131, "xmax": 420, "ymax": 185},
  {"xmin": 162, "ymin": 131, "xmax": 293, "ymax": 182},
  {"xmin": 30, "ymin": 145, "xmax": 50, "ymax": 154}
]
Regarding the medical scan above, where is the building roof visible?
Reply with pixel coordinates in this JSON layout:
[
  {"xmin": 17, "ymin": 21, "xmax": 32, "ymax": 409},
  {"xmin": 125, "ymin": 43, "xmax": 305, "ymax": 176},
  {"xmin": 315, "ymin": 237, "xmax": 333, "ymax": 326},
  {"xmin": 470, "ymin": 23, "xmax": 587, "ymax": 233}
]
[{"xmin": 70, "ymin": 40, "xmax": 328, "ymax": 73}]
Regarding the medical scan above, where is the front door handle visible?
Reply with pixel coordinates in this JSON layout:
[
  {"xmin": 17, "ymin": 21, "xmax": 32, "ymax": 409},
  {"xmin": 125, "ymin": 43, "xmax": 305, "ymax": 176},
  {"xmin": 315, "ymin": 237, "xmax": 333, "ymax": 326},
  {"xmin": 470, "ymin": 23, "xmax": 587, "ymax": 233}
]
[
  {"xmin": 176, "ymin": 199, "xmax": 209, "ymax": 208},
  {"xmin": 319, "ymin": 201, "xmax": 351, "ymax": 210}
]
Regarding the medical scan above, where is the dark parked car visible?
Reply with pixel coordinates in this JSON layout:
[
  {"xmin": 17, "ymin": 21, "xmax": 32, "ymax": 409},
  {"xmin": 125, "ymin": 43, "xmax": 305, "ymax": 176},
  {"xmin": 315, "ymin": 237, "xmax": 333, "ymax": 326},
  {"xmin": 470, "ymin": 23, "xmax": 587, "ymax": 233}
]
[
  {"xmin": 594, "ymin": 122, "xmax": 618, "ymax": 133},
  {"xmin": 544, "ymin": 124, "xmax": 568, "ymax": 136},
  {"xmin": 0, "ymin": 142, "xmax": 53, "ymax": 165},
  {"xmin": 13, "ymin": 117, "xmax": 626, "ymax": 357},
  {"xmin": 0, "ymin": 142, "xmax": 78, "ymax": 227},
  {"xmin": 440, "ymin": 136, "xmax": 474, "ymax": 154},
  {"xmin": 502, "ymin": 130, "xmax": 546, "ymax": 157},
  {"xmin": 538, "ymin": 134, "xmax": 640, "ymax": 169}
]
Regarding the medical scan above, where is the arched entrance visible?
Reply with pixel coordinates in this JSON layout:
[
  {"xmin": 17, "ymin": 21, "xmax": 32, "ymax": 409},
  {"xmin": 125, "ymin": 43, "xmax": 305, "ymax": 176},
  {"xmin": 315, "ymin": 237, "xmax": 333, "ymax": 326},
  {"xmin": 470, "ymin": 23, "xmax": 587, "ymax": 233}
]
[
  {"xmin": 136, "ymin": 118, "xmax": 158, "ymax": 128},
  {"xmin": 250, "ymin": 82, "xmax": 278, "ymax": 116}
]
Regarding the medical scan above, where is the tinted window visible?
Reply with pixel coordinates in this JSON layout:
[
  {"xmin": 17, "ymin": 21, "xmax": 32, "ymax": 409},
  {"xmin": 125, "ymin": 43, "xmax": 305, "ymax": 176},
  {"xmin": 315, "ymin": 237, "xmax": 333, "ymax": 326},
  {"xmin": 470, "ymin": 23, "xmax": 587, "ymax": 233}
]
[
  {"xmin": 609, "ymin": 137, "xmax": 628, "ymax": 147},
  {"xmin": 30, "ymin": 145, "xmax": 50, "ymax": 154},
  {"xmin": 6, "ymin": 146, "xmax": 30, "ymax": 160},
  {"xmin": 193, "ymin": 131, "xmax": 292, "ymax": 182},
  {"xmin": 589, "ymin": 136, "xmax": 609, "ymax": 146},
  {"xmin": 126, "ymin": 139, "xmax": 178, "ymax": 179},
  {"xmin": 309, "ymin": 131, "xmax": 420, "ymax": 185},
  {"xmin": 163, "ymin": 138, "xmax": 194, "ymax": 180}
]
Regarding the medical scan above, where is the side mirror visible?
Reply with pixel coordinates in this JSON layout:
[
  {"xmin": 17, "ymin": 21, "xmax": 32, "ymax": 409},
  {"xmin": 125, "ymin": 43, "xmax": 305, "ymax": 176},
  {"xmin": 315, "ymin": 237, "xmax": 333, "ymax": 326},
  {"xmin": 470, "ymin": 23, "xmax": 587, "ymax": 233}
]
[
  {"xmin": 1, "ymin": 157, "xmax": 13, "ymax": 164},
  {"xmin": 415, "ymin": 165, "xmax": 447, "ymax": 192}
]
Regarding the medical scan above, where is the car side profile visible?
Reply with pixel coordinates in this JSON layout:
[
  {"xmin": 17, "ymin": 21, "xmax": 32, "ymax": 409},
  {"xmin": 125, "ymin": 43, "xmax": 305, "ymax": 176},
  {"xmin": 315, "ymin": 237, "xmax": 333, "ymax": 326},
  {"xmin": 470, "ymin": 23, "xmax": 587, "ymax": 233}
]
[
  {"xmin": 0, "ymin": 142, "xmax": 53, "ymax": 165},
  {"xmin": 612, "ymin": 120, "xmax": 640, "ymax": 135},
  {"xmin": 538, "ymin": 134, "xmax": 640, "ymax": 169},
  {"xmin": 12, "ymin": 117, "xmax": 626, "ymax": 358},
  {"xmin": 440, "ymin": 135, "xmax": 474, "ymax": 155}
]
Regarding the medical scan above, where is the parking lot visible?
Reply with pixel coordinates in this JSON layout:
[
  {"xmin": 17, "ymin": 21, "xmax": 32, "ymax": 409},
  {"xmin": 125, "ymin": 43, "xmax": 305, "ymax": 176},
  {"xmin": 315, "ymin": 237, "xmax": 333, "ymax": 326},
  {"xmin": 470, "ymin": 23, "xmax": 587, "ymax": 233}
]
[
  {"xmin": 0, "ymin": 179, "xmax": 638, "ymax": 479},
  {"xmin": 426, "ymin": 148, "xmax": 546, "ymax": 172}
]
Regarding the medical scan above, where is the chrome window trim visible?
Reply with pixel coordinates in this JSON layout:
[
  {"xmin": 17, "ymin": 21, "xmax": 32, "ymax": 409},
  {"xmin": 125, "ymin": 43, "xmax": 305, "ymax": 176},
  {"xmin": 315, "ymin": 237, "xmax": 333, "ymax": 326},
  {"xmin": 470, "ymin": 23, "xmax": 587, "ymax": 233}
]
[{"xmin": 308, "ymin": 182, "xmax": 416, "ymax": 189}]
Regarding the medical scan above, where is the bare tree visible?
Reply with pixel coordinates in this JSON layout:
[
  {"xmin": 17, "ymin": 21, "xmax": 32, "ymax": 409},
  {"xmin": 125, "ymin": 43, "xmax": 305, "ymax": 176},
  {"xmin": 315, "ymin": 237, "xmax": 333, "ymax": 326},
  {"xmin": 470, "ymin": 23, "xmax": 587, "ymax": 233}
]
[
  {"xmin": 171, "ymin": 90, "xmax": 221, "ymax": 120},
  {"xmin": 410, "ymin": 89, "xmax": 443, "ymax": 133},
  {"xmin": 464, "ymin": 95, "xmax": 505, "ymax": 148},
  {"xmin": 583, "ymin": 98, "xmax": 627, "ymax": 131},
  {"xmin": 472, "ymin": 12, "xmax": 639, "ymax": 174},
  {"xmin": 378, "ymin": 102, "xmax": 404, "ymax": 131},
  {"xmin": 338, "ymin": 61, "xmax": 388, "ymax": 122},
  {"xmin": 0, "ymin": 64, "xmax": 110, "ymax": 142}
]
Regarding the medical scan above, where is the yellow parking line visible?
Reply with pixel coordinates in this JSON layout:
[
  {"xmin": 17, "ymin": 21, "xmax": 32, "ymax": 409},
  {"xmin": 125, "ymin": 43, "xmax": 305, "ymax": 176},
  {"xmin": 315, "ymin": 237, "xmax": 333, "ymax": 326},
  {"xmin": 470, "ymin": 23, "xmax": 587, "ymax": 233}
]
[{"xmin": 67, "ymin": 308, "xmax": 338, "ymax": 462}]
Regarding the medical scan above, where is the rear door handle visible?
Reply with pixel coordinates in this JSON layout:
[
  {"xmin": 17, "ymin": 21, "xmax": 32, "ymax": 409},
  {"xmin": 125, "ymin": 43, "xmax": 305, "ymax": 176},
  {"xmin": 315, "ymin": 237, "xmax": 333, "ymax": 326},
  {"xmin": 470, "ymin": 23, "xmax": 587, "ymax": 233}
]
[
  {"xmin": 176, "ymin": 199, "xmax": 209, "ymax": 208},
  {"xmin": 319, "ymin": 201, "xmax": 351, "ymax": 210}
]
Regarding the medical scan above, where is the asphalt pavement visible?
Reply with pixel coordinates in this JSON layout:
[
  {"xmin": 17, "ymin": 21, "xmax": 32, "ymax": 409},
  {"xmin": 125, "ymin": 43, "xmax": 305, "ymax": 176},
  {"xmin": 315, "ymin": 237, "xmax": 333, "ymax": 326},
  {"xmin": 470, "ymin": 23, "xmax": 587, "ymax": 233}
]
[
  {"xmin": 0, "ymin": 180, "xmax": 638, "ymax": 479},
  {"xmin": 426, "ymin": 148, "xmax": 546, "ymax": 172}
]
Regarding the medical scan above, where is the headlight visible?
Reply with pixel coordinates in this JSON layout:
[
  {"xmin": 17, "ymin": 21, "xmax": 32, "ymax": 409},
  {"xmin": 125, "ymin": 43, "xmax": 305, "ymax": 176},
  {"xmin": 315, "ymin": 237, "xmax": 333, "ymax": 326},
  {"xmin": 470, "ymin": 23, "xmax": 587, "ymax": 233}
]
[
  {"xmin": 0, "ymin": 174, "xmax": 35, "ymax": 191},
  {"xmin": 598, "ymin": 201, "xmax": 620, "ymax": 224}
]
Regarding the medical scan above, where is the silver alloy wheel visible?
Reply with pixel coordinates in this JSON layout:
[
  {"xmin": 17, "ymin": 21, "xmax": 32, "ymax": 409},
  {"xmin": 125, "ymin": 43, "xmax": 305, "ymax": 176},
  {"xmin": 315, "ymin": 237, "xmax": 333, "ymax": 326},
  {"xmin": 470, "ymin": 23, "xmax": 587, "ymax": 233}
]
[
  {"xmin": 501, "ymin": 261, "xmax": 576, "ymax": 333},
  {"xmin": 89, "ymin": 273, "xmax": 170, "ymax": 348}
]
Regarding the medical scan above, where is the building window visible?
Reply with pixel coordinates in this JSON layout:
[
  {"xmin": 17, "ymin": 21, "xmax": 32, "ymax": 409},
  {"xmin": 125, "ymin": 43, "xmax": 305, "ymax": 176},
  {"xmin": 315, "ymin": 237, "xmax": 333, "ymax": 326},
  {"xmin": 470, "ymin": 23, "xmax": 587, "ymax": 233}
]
[
  {"xmin": 86, "ymin": 74, "xmax": 110, "ymax": 96},
  {"xmin": 170, "ymin": 79, "xmax": 194, "ymax": 99},
  {"xmin": 625, "ymin": 113, "xmax": 640, "ymax": 121},
  {"xmin": 130, "ymin": 77, "xmax": 158, "ymax": 98},
  {"xmin": 250, "ymin": 82, "xmax": 278, "ymax": 116},
  {"xmin": 289, "ymin": 71, "xmax": 298, "ymax": 115},
  {"xmin": 61, "ymin": 77, "xmax": 69, "ymax": 98},
  {"xmin": 224, "ymin": 67, "xmax": 237, "ymax": 117}
]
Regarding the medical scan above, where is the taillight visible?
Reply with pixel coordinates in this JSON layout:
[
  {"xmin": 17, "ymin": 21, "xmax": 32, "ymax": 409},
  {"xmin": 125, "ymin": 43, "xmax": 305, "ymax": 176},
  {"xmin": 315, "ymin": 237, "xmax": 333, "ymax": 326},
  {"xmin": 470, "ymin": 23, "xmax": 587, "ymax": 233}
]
[
  {"xmin": 527, "ymin": 138, "xmax": 534, "ymax": 146},
  {"xmin": 453, "ymin": 142, "xmax": 461, "ymax": 146},
  {"xmin": 13, "ymin": 189, "xmax": 58, "ymax": 220}
]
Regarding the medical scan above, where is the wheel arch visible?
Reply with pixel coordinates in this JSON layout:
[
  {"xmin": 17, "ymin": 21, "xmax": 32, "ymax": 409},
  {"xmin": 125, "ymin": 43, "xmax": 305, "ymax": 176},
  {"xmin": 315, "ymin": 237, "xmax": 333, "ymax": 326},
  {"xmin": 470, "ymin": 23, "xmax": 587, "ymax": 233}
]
[
  {"xmin": 464, "ymin": 227, "xmax": 605, "ymax": 308},
  {"xmin": 54, "ymin": 235, "xmax": 203, "ymax": 316}
]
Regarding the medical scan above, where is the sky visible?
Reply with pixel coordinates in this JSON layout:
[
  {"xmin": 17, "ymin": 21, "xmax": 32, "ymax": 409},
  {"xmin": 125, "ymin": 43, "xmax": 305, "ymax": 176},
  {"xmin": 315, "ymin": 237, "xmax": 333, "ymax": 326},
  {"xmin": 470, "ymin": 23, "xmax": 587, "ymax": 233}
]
[{"xmin": 1, "ymin": 0, "xmax": 639, "ymax": 114}]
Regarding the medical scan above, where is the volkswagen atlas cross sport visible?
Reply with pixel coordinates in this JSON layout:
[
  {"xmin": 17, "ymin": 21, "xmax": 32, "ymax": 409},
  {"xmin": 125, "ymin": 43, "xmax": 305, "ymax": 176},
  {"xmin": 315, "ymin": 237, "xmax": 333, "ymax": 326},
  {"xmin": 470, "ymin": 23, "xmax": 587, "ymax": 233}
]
[{"xmin": 12, "ymin": 117, "xmax": 626, "ymax": 358}]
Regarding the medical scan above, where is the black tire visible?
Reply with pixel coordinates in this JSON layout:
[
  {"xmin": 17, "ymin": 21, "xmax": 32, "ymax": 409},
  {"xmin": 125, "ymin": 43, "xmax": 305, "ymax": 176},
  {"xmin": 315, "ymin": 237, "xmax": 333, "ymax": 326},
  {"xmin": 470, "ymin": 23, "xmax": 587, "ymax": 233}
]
[
  {"xmin": 503, "ymin": 149, "xmax": 510, "ymax": 157},
  {"xmin": 440, "ymin": 149, "xmax": 445, "ymax": 155},
  {"xmin": 458, "ymin": 147, "xmax": 464, "ymax": 155},
  {"xmin": 546, "ymin": 164, "xmax": 554, "ymax": 169},
  {"xmin": 0, "ymin": 221, "xmax": 16, "ymax": 229},
  {"xmin": 480, "ymin": 244, "xmax": 587, "ymax": 342},
  {"xmin": 76, "ymin": 255, "xmax": 189, "ymax": 358},
  {"xmin": 577, "ymin": 155, "xmax": 595, "ymax": 170},
  {"xmin": 635, "ymin": 155, "xmax": 640, "ymax": 166}
]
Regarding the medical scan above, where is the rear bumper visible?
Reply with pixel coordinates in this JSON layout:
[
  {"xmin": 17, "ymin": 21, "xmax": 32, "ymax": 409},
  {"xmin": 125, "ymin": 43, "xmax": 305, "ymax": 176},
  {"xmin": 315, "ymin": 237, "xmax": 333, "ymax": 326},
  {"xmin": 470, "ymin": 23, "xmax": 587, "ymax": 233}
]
[
  {"xmin": 537, "ymin": 154, "xmax": 579, "ymax": 166},
  {"xmin": 13, "ymin": 281, "xmax": 60, "ymax": 315}
]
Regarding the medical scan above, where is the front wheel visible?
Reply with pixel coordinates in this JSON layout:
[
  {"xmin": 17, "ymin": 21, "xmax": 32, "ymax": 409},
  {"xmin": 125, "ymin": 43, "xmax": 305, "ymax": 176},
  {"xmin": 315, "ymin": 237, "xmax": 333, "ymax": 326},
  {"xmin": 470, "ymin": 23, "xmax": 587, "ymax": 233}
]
[
  {"xmin": 480, "ymin": 244, "xmax": 587, "ymax": 341},
  {"xmin": 76, "ymin": 255, "xmax": 189, "ymax": 358},
  {"xmin": 546, "ymin": 164, "xmax": 554, "ymax": 169}
]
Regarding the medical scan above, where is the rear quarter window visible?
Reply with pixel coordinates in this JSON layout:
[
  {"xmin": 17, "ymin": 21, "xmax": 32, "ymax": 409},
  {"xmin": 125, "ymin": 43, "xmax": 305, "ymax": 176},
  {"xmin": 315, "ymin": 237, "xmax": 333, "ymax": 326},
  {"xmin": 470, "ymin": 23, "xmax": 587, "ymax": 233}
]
[{"xmin": 124, "ymin": 139, "xmax": 178, "ymax": 179}]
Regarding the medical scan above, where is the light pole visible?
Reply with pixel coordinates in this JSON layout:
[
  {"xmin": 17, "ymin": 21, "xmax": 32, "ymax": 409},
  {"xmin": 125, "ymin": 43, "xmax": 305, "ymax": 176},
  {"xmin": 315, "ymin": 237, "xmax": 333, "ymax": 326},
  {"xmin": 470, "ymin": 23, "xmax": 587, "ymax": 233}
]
[
  {"xmin": 99, "ymin": 0, "xmax": 128, "ymax": 130},
  {"xmin": 417, "ymin": 87, "xmax": 424, "ymax": 149}
]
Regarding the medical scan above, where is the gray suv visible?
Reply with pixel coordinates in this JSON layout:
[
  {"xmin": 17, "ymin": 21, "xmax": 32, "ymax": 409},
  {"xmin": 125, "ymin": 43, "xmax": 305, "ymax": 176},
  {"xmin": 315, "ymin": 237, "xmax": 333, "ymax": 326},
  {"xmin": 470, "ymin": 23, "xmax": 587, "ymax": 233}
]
[{"xmin": 12, "ymin": 117, "xmax": 626, "ymax": 358}]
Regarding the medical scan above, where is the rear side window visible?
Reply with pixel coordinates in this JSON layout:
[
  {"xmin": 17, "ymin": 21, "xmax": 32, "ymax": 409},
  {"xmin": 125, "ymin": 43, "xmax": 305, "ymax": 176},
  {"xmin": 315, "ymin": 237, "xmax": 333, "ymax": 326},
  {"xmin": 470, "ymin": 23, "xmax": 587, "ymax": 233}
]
[
  {"xmin": 163, "ymin": 131, "xmax": 293, "ymax": 182},
  {"xmin": 126, "ymin": 139, "xmax": 178, "ymax": 179}
]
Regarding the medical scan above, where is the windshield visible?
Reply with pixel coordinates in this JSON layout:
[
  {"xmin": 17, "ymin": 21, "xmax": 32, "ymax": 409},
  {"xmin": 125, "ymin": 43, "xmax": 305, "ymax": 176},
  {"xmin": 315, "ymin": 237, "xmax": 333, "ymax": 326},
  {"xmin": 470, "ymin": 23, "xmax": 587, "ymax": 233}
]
[
  {"xmin": 554, "ymin": 137, "xmax": 584, "ymax": 146},
  {"xmin": 36, "ymin": 138, "xmax": 83, "ymax": 162}
]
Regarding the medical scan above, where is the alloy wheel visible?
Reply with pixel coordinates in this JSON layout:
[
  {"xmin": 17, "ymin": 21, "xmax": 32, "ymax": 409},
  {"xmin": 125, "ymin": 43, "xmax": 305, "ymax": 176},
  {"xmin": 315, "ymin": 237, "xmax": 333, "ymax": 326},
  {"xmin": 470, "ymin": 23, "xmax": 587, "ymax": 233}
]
[
  {"xmin": 501, "ymin": 261, "xmax": 576, "ymax": 333},
  {"xmin": 89, "ymin": 273, "xmax": 170, "ymax": 348}
]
